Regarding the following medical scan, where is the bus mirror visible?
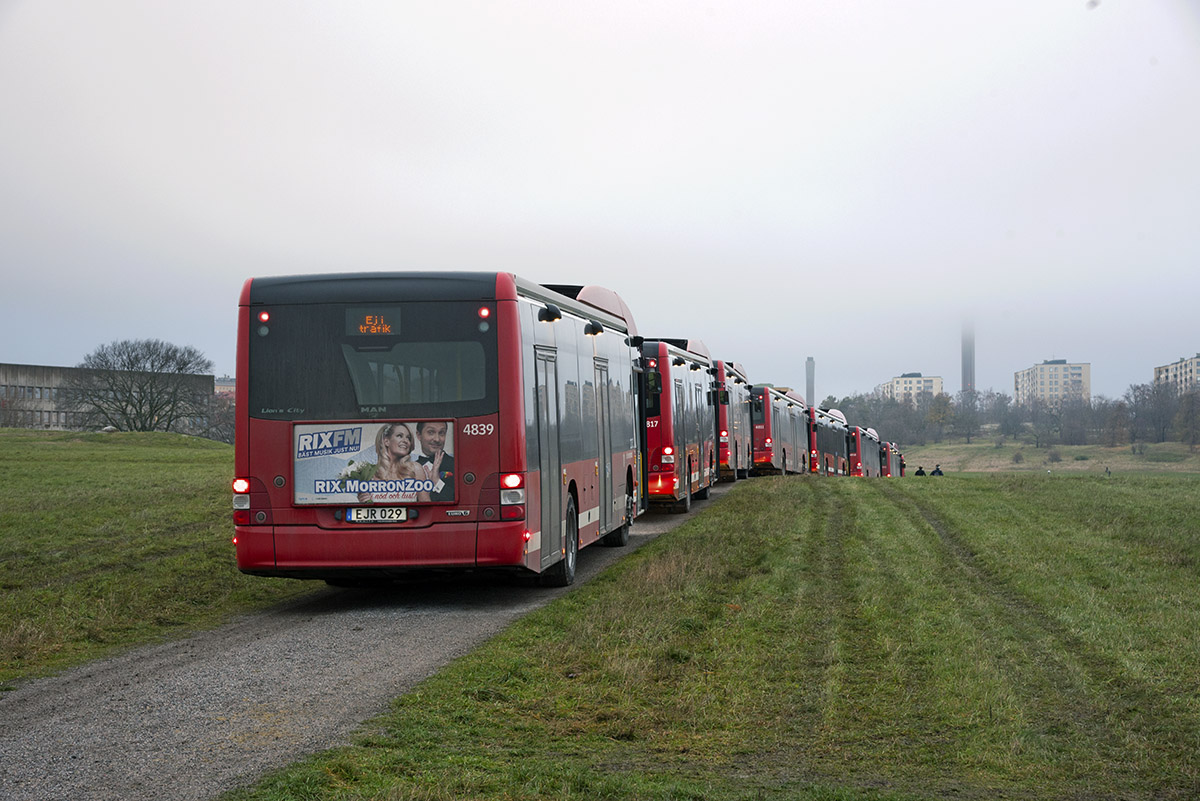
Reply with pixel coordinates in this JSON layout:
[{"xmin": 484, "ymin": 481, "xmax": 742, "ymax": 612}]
[
  {"xmin": 647, "ymin": 371, "xmax": 662, "ymax": 395},
  {"xmin": 718, "ymin": 389, "xmax": 729, "ymax": 405}
]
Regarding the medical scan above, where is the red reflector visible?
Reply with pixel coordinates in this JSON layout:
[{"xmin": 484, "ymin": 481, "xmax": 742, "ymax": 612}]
[
  {"xmin": 233, "ymin": 510, "xmax": 251, "ymax": 526},
  {"xmin": 258, "ymin": 311, "xmax": 270, "ymax": 323},
  {"xmin": 501, "ymin": 473, "xmax": 523, "ymax": 489},
  {"xmin": 478, "ymin": 306, "xmax": 491, "ymax": 318},
  {"xmin": 523, "ymin": 530, "xmax": 532, "ymax": 541},
  {"xmin": 232, "ymin": 536, "xmax": 238, "ymax": 545},
  {"xmin": 501, "ymin": 505, "xmax": 525, "ymax": 520},
  {"xmin": 232, "ymin": 478, "xmax": 251, "ymax": 494}
]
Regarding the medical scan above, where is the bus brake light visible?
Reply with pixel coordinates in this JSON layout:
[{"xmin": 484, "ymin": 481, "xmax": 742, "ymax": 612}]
[
  {"xmin": 233, "ymin": 478, "xmax": 250, "ymax": 494},
  {"xmin": 501, "ymin": 473, "xmax": 525, "ymax": 520}
]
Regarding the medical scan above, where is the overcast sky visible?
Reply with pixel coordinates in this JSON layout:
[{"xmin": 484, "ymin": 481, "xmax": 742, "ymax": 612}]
[{"xmin": 2, "ymin": 1, "xmax": 1197, "ymax": 400}]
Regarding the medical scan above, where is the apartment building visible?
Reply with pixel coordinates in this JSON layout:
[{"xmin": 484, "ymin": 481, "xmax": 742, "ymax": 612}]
[
  {"xmin": 1013, "ymin": 359, "xmax": 1091, "ymax": 407},
  {"xmin": 877, "ymin": 373, "xmax": 943, "ymax": 405},
  {"xmin": 1153, "ymin": 354, "xmax": 1200, "ymax": 394}
]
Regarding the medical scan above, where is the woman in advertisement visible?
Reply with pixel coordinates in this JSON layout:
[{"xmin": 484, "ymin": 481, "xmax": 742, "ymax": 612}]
[{"xmin": 356, "ymin": 422, "xmax": 432, "ymax": 504}]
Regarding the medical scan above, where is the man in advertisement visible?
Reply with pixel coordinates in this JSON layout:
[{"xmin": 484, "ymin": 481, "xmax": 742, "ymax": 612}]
[{"xmin": 415, "ymin": 421, "xmax": 455, "ymax": 502}]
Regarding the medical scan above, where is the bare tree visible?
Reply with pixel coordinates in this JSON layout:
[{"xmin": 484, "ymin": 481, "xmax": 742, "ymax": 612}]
[
  {"xmin": 66, "ymin": 339, "xmax": 214, "ymax": 433},
  {"xmin": 1125, "ymin": 382, "xmax": 1179, "ymax": 444},
  {"xmin": 1175, "ymin": 391, "xmax": 1200, "ymax": 451},
  {"xmin": 952, "ymin": 389, "xmax": 980, "ymax": 444},
  {"xmin": 926, "ymin": 393, "xmax": 954, "ymax": 443},
  {"xmin": 203, "ymin": 392, "xmax": 236, "ymax": 444}
]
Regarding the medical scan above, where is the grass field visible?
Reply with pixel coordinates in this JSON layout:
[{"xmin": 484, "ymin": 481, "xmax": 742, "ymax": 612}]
[
  {"xmin": 0, "ymin": 429, "xmax": 311, "ymax": 685},
  {"xmin": 225, "ymin": 472, "xmax": 1200, "ymax": 801},
  {"xmin": 901, "ymin": 438, "xmax": 1200, "ymax": 475},
  {"xmin": 5, "ymin": 430, "xmax": 1199, "ymax": 798}
]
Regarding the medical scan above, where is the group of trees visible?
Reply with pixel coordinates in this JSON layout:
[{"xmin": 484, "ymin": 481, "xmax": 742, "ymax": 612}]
[{"xmin": 822, "ymin": 383, "xmax": 1200, "ymax": 452}]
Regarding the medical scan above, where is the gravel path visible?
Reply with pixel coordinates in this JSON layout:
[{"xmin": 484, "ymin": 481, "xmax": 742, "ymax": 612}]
[{"xmin": 0, "ymin": 488, "xmax": 726, "ymax": 801}]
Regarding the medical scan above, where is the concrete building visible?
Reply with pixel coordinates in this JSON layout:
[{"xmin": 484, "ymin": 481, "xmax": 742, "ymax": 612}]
[
  {"xmin": 878, "ymin": 373, "xmax": 943, "ymax": 405},
  {"xmin": 1013, "ymin": 359, "xmax": 1091, "ymax": 407},
  {"xmin": 1, "ymin": 362, "xmax": 214, "ymax": 432},
  {"xmin": 1153, "ymin": 354, "xmax": 1200, "ymax": 394}
]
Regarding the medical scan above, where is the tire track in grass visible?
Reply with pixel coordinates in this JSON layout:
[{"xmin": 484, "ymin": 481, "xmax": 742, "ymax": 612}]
[
  {"xmin": 872, "ymin": 481, "xmax": 1200, "ymax": 797},
  {"xmin": 788, "ymin": 478, "xmax": 857, "ymax": 756}
]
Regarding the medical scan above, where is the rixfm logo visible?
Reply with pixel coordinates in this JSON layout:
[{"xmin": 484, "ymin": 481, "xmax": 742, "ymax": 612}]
[{"xmin": 296, "ymin": 428, "xmax": 363, "ymax": 458}]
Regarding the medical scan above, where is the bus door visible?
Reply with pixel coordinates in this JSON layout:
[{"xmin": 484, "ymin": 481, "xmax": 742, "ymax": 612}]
[
  {"xmin": 535, "ymin": 351, "xmax": 562, "ymax": 571},
  {"xmin": 595, "ymin": 359, "xmax": 612, "ymax": 533}
]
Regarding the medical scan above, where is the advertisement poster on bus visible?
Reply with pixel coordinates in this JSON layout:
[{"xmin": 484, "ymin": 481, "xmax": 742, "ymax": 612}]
[{"xmin": 292, "ymin": 421, "xmax": 455, "ymax": 505}]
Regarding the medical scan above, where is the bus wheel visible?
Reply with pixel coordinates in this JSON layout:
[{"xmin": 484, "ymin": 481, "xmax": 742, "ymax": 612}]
[
  {"xmin": 674, "ymin": 480, "xmax": 691, "ymax": 514},
  {"xmin": 602, "ymin": 493, "xmax": 633, "ymax": 547},
  {"xmin": 541, "ymin": 497, "xmax": 578, "ymax": 587}
]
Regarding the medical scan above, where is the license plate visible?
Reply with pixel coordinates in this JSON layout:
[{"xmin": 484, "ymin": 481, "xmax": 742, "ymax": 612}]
[{"xmin": 347, "ymin": 506, "xmax": 407, "ymax": 523}]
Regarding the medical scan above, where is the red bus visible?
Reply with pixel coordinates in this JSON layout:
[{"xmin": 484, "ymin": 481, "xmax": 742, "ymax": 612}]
[
  {"xmin": 882, "ymin": 442, "xmax": 905, "ymax": 477},
  {"xmin": 848, "ymin": 426, "xmax": 883, "ymax": 477},
  {"xmin": 809, "ymin": 407, "xmax": 850, "ymax": 475},
  {"xmin": 640, "ymin": 338, "xmax": 716, "ymax": 512},
  {"xmin": 751, "ymin": 385, "xmax": 808, "ymax": 475},
  {"xmin": 714, "ymin": 360, "xmax": 751, "ymax": 481},
  {"xmin": 233, "ymin": 272, "xmax": 642, "ymax": 587}
]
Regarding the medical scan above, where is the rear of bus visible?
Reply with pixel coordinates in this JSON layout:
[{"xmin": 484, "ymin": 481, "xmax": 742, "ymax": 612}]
[{"xmin": 232, "ymin": 272, "xmax": 529, "ymax": 580}]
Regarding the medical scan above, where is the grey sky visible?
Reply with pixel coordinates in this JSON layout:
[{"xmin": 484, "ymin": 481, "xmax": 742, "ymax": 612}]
[{"xmin": 2, "ymin": 1, "xmax": 1197, "ymax": 400}]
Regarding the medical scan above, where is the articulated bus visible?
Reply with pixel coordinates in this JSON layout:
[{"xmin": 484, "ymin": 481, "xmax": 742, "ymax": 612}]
[
  {"xmin": 714, "ymin": 359, "xmax": 751, "ymax": 481},
  {"xmin": 849, "ymin": 426, "xmax": 883, "ymax": 477},
  {"xmin": 233, "ymin": 272, "xmax": 642, "ymax": 587},
  {"xmin": 751, "ymin": 385, "xmax": 808, "ymax": 475},
  {"xmin": 809, "ymin": 407, "xmax": 850, "ymax": 475},
  {"xmin": 641, "ymin": 338, "xmax": 716, "ymax": 512},
  {"xmin": 882, "ymin": 443, "xmax": 905, "ymax": 477}
]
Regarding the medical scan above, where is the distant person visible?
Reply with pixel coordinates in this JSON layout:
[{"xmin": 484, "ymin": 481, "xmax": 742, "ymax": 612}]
[
  {"xmin": 931, "ymin": 464, "xmax": 944, "ymax": 476},
  {"xmin": 914, "ymin": 465, "xmax": 926, "ymax": 476}
]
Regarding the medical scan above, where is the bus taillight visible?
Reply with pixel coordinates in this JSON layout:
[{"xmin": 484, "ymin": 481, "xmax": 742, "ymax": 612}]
[
  {"xmin": 501, "ymin": 473, "xmax": 525, "ymax": 520},
  {"xmin": 661, "ymin": 446, "xmax": 675, "ymax": 464},
  {"xmin": 233, "ymin": 478, "xmax": 251, "ymax": 494}
]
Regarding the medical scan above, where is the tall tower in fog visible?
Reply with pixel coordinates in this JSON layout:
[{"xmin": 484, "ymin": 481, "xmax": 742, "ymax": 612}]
[
  {"xmin": 962, "ymin": 322, "xmax": 975, "ymax": 394},
  {"xmin": 806, "ymin": 356, "xmax": 815, "ymax": 407}
]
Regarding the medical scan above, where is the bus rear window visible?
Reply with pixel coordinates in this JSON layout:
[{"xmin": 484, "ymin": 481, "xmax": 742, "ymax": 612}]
[{"xmin": 249, "ymin": 301, "xmax": 497, "ymax": 421}]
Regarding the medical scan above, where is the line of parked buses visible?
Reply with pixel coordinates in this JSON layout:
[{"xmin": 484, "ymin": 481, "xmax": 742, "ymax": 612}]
[{"xmin": 233, "ymin": 272, "xmax": 905, "ymax": 587}]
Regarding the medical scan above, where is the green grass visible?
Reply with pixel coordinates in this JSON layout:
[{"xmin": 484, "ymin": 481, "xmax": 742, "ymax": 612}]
[
  {"xmin": 224, "ymin": 473, "xmax": 1200, "ymax": 801},
  {"xmin": 0, "ymin": 429, "xmax": 312, "ymax": 685},
  {"xmin": 6, "ymin": 429, "xmax": 1198, "ymax": 798},
  {"xmin": 902, "ymin": 439, "xmax": 1200, "ymax": 475}
]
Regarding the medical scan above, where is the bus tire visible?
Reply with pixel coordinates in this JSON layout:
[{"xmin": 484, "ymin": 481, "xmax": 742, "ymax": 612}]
[
  {"xmin": 674, "ymin": 480, "xmax": 691, "ymax": 514},
  {"xmin": 601, "ymin": 493, "xmax": 633, "ymax": 547},
  {"xmin": 541, "ymin": 497, "xmax": 578, "ymax": 587}
]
